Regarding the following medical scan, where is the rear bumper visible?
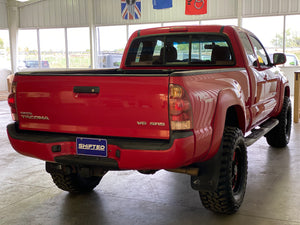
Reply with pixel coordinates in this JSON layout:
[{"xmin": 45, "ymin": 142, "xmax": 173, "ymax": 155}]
[{"xmin": 7, "ymin": 123, "xmax": 195, "ymax": 170}]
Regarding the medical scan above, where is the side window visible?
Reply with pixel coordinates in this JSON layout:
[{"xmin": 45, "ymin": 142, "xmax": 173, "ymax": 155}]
[
  {"xmin": 191, "ymin": 41, "xmax": 212, "ymax": 61},
  {"xmin": 190, "ymin": 37, "xmax": 233, "ymax": 65},
  {"xmin": 174, "ymin": 41, "xmax": 189, "ymax": 61},
  {"xmin": 238, "ymin": 32, "xmax": 257, "ymax": 65},
  {"xmin": 249, "ymin": 36, "xmax": 269, "ymax": 67},
  {"xmin": 153, "ymin": 40, "xmax": 164, "ymax": 57},
  {"xmin": 135, "ymin": 43, "xmax": 143, "ymax": 63},
  {"xmin": 164, "ymin": 36, "xmax": 190, "ymax": 63}
]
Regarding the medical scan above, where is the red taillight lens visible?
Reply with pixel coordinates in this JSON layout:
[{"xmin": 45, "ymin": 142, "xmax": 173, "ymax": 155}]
[
  {"xmin": 8, "ymin": 82, "xmax": 18, "ymax": 121},
  {"xmin": 169, "ymin": 99, "xmax": 191, "ymax": 115},
  {"xmin": 169, "ymin": 84, "xmax": 193, "ymax": 130},
  {"xmin": 8, "ymin": 93, "xmax": 15, "ymax": 107}
]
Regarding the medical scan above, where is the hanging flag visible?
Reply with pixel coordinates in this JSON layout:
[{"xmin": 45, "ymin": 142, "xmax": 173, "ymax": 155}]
[
  {"xmin": 121, "ymin": 0, "xmax": 141, "ymax": 20},
  {"xmin": 153, "ymin": 0, "xmax": 172, "ymax": 9},
  {"xmin": 185, "ymin": 0, "xmax": 207, "ymax": 15}
]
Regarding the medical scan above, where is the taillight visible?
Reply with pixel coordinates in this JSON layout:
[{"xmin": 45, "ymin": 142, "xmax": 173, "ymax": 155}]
[
  {"xmin": 8, "ymin": 82, "xmax": 18, "ymax": 121},
  {"xmin": 169, "ymin": 84, "xmax": 193, "ymax": 130}
]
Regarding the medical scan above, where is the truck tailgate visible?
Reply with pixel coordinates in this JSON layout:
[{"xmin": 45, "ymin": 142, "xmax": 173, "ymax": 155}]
[{"xmin": 15, "ymin": 74, "xmax": 170, "ymax": 139}]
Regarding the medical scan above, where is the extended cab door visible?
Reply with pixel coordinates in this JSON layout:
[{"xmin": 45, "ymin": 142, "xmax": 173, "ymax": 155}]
[
  {"xmin": 238, "ymin": 32, "xmax": 280, "ymax": 127},
  {"xmin": 248, "ymin": 36, "xmax": 280, "ymax": 124}
]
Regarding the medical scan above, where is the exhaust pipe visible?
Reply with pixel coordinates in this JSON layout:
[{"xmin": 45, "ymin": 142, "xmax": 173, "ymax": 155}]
[{"xmin": 166, "ymin": 167, "xmax": 199, "ymax": 176}]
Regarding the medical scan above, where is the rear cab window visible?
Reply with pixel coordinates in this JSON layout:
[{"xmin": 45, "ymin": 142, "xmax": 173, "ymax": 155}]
[{"xmin": 125, "ymin": 34, "xmax": 235, "ymax": 67}]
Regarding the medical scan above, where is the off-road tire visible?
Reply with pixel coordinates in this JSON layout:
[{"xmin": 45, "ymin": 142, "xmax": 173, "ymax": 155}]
[
  {"xmin": 50, "ymin": 171, "xmax": 102, "ymax": 194},
  {"xmin": 199, "ymin": 127, "xmax": 248, "ymax": 214},
  {"xmin": 266, "ymin": 96, "xmax": 292, "ymax": 148}
]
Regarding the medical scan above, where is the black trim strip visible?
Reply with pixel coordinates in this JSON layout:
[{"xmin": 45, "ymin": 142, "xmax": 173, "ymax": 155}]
[
  {"xmin": 16, "ymin": 68, "xmax": 245, "ymax": 78},
  {"xmin": 54, "ymin": 155, "xmax": 119, "ymax": 169},
  {"xmin": 220, "ymin": 26, "xmax": 225, "ymax": 33},
  {"xmin": 170, "ymin": 67, "xmax": 246, "ymax": 77},
  {"xmin": 7, "ymin": 123, "xmax": 193, "ymax": 151},
  {"xmin": 15, "ymin": 69, "xmax": 171, "ymax": 77},
  {"xmin": 15, "ymin": 68, "xmax": 245, "ymax": 78}
]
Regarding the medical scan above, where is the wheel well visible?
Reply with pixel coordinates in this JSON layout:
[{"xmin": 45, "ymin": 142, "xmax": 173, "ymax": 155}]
[{"xmin": 225, "ymin": 106, "xmax": 245, "ymax": 131}]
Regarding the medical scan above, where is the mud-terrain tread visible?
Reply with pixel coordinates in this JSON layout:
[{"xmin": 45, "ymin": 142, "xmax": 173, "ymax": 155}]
[
  {"xmin": 266, "ymin": 96, "xmax": 292, "ymax": 148},
  {"xmin": 50, "ymin": 172, "xmax": 101, "ymax": 194},
  {"xmin": 199, "ymin": 127, "xmax": 247, "ymax": 214}
]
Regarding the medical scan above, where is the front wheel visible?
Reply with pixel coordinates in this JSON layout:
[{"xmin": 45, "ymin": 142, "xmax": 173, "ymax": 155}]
[
  {"xmin": 199, "ymin": 127, "xmax": 248, "ymax": 214},
  {"xmin": 266, "ymin": 96, "xmax": 292, "ymax": 148}
]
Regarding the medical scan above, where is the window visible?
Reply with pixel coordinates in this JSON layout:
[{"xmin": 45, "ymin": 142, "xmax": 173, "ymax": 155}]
[
  {"xmin": 285, "ymin": 15, "xmax": 300, "ymax": 66},
  {"xmin": 18, "ymin": 30, "xmax": 39, "ymax": 70},
  {"xmin": 126, "ymin": 34, "xmax": 234, "ymax": 67},
  {"xmin": 238, "ymin": 32, "xmax": 256, "ymax": 65},
  {"xmin": 96, "ymin": 26, "xmax": 127, "ymax": 68},
  {"xmin": 249, "ymin": 36, "xmax": 270, "ymax": 67},
  {"xmin": 243, "ymin": 16, "xmax": 283, "ymax": 52},
  {"xmin": 191, "ymin": 36, "xmax": 232, "ymax": 63},
  {"xmin": 67, "ymin": 28, "xmax": 90, "ymax": 68},
  {"xmin": 153, "ymin": 40, "xmax": 164, "ymax": 56},
  {"xmin": 0, "ymin": 30, "xmax": 10, "ymax": 70},
  {"xmin": 40, "ymin": 28, "xmax": 66, "ymax": 68}
]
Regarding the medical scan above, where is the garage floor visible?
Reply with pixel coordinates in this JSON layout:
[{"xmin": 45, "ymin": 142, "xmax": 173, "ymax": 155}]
[{"xmin": 1, "ymin": 100, "xmax": 300, "ymax": 225}]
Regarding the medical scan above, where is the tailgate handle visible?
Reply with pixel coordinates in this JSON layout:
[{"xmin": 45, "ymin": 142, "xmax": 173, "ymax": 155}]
[{"xmin": 73, "ymin": 86, "xmax": 100, "ymax": 94}]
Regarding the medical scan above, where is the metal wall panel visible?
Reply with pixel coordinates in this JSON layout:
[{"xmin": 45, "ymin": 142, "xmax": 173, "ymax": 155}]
[
  {"xmin": 0, "ymin": 0, "xmax": 8, "ymax": 29},
  {"xmin": 94, "ymin": 0, "xmax": 237, "ymax": 26},
  {"xmin": 244, "ymin": 0, "xmax": 300, "ymax": 17},
  {"xmin": 18, "ymin": 0, "xmax": 300, "ymax": 28},
  {"xmin": 19, "ymin": 0, "xmax": 89, "ymax": 28}
]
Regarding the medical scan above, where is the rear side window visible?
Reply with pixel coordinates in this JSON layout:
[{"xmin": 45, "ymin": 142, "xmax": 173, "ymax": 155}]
[
  {"xmin": 249, "ymin": 36, "xmax": 270, "ymax": 67},
  {"xmin": 125, "ymin": 34, "xmax": 234, "ymax": 67},
  {"xmin": 238, "ymin": 32, "xmax": 257, "ymax": 65}
]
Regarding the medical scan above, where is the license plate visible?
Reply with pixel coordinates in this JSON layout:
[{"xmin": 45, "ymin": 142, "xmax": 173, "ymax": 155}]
[{"xmin": 76, "ymin": 137, "xmax": 107, "ymax": 157}]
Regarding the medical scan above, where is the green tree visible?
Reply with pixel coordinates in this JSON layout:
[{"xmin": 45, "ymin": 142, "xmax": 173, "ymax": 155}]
[{"xmin": 272, "ymin": 28, "xmax": 300, "ymax": 48}]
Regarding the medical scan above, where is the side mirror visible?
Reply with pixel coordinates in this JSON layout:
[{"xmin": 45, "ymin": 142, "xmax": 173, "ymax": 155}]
[{"xmin": 273, "ymin": 53, "xmax": 286, "ymax": 65}]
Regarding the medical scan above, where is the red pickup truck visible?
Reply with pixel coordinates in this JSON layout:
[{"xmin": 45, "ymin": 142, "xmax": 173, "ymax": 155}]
[{"xmin": 7, "ymin": 25, "xmax": 291, "ymax": 214}]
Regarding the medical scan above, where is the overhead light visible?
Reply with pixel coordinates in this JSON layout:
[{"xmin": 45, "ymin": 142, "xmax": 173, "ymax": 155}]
[{"xmin": 17, "ymin": 0, "xmax": 29, "ymax": 2}]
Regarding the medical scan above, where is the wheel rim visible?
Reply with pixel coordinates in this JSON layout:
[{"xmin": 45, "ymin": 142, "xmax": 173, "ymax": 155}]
[
  {"xmin": 232, "ymin": 147, "xmax": 242, "ymax": 193},
  {"xmin": 285, "ymin": 104, "xmax": 292, "ymax": 141}
]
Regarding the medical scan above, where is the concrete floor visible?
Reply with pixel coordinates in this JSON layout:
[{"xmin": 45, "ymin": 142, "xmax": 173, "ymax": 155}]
[{"xmin": 1, "ymin": 100, "xmax": 300, "ymax": 225}]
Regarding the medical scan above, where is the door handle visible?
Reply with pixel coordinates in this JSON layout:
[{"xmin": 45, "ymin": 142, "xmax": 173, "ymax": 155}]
[{"xmin": 73, "ymin": 86, "xmax": 100, "ymax": 94}]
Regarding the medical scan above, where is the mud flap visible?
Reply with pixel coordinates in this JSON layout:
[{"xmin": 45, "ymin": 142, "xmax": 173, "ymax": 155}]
[{"xmin": 190, "ymin": 140, "xmax": 223, "ymax": 192}]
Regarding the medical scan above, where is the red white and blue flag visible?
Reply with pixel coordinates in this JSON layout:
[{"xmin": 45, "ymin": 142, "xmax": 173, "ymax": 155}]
[{"xmin": 121, "ymin": 0, "xmax": 141, "ymax": 20}]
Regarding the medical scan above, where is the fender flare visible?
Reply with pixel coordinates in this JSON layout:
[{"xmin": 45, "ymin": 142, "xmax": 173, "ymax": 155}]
[
  {"xmin": 191, "ymin": 88, "xmax": 246, "ymax": 191},
  {"xmin": 202, "ymin": 87, "xmax": 246, "ymax": 161}
]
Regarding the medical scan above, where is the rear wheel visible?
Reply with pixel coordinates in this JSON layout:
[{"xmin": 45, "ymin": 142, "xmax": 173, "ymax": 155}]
[
  {"xmin": 266, "ymin": 96, "xmax": 292, "ymax": 148},
  {"xmin": 199, "ymin": 127, "xmax": 248, "ymax": 214},
  {"xmin": 46, "ymin": 163, "xmax": 102, "ymax": 194}
]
